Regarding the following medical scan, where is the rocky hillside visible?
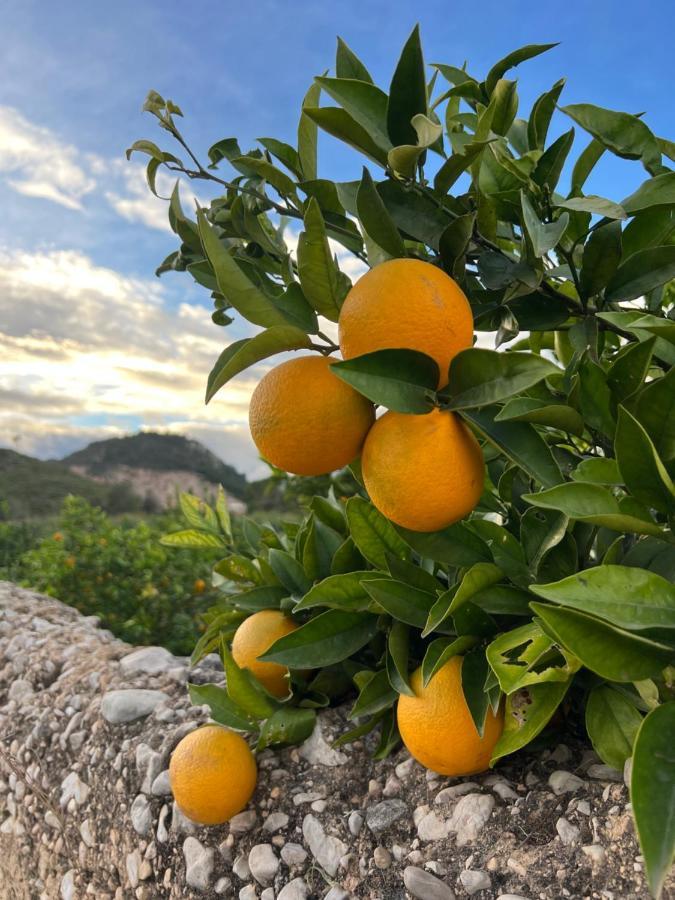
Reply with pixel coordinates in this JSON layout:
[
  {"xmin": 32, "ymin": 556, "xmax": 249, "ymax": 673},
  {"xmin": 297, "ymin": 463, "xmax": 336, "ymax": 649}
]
[{"xmin": 0, "ymin": 582, "xmax": 667, "ymax": 900}]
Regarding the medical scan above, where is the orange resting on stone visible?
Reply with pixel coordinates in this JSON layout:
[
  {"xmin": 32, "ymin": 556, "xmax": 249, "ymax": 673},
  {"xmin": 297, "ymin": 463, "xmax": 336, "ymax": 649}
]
[
  {"xmin": 361, "ymin": 407, "xmax": 484, "ymax": 532},
  {"xmin": 338, "ymin": 258, "xmax": 473, "ymax": 388},
  {"xmin": 169, "ymin": 724, "xmax": 257, "ymax": 825},
  {"xmin": 397, "ymin": 657, "xmax": 504, "ymax": 776},
  {"xmin": 248, "ymin": 355, "xmax": 375, "ymax": 476},
  {"xmin": 231, "ymin": 609, "xmax": 298, "ymax": 698}
]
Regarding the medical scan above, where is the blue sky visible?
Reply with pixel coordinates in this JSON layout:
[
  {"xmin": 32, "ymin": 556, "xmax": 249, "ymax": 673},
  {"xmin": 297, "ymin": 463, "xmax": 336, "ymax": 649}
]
[{"xmin": 1, "ymin": 0, "xmax": 672, "ymax": 477}]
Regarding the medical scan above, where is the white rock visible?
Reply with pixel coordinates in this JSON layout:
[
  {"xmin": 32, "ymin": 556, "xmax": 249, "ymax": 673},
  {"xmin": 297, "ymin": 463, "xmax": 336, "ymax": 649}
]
[
  {"xmin": 60, "ymin": 869, "xmax": 76, "ymax": 900},
  {"xmin": 556, "ymin": 816, "xmax": 580, "ymax": 846},
  {"xmin": 156, "ymin": 804, "xmax": 170, "ymax": 843},
  {"xmin": 233, "ymin": 853, "xmax": 252, "ymax": 880},
  {"xmin": 281, "ymin": 842, "xmax": 308, "ymax": 867},
  {"xmin": 348, "ymin": 811, "xmax": 364, "ymax": 836},
  {"xmin": 447, "ymin": 794, "xmax": 494, "ymax": 847},
  {"xmin": 459, "ymin": 870, "xmax": 491, "ymax": 895},
  {"xmin": 548, "ymin": 770, "xmax": 584, "ymax": 795},
  {"xmin": 576, "ymin": 800, "xmax": 591, "ymax": 816},
  {"xmin": 299, "ymin": 722, "xmax": 348, "ymax": 767},
  {"xmin": 493, "ymin": 782, "xmax": 519, "ymax": 801},
  {"xmin": 261, "ymin": 890, "xmax": 275, "ymax": 900},
  {"xmin": 278, "ymin": 878, "xmax": 310, "ymax": 900},
  {"xmin": 230, "ymin": 810, "xmax": 258, "ymax": 833},
  {"xmin": 587, "ymin": 764, "xmax": 622, "ymax": 782},
  {"xmin": 79, "ymin": 818, "xmax": 95, "ymax": 848},
  {"xmin": 323, "ymin": 888, "xmax": 350, "ymax": 900},
  {"xmin": 497, "ymin": 895, "xmax": 531, "ymax": 900},
  {"xmin": 171, "ymin": 801, "xmax": 197, "ymax": 836},
  {"xmin": 239, "ymin": 886, "xmax": 257, "ymax": 900},
  {"xmin": 120, "ymin": 645, "xmax": 178, "ymax": 675},
  {"xmin": 183, "ymin": 836, "xmax": 214, "ymax": 891},
  {"xmin": 130, "ymin": 794, "xmax": 153, "ymax": 836},
  {"xmin": 248, "ymin": 844, "xmax": 279, "ymax": 885},
  {"xmin": 582, "ymin": 844, "xmax": 606, "ymax": 866},
  {"xmin": 101, "ymin": 689, "xmax": 168, "ymax": 724},
  {"xmin": 214, "ymin": 877, "xmax": 232, "ymax": 895},
  {"xmin": 312, "ymin": 799, "xmax": 327, "ymax": 813},
  {"xmin": 383, "ymin": 775, "xmax": 402, "ymax": 797},
  {"xmin": 9, "ymin": 679, "xmax": 33, "ymax": 702},
  {"xmin": 395, "ymin": 757, "xmax": 415, "ymax": 779},
  {"xmin": 293, "ymin": 791, "xmax": 325, "ymax": 806},
  {"xmin": 151, "ymin": 770, "xmax": 172, "ymax": 796},
  {"xmin": 403, "ymin": 865, "xmax": 456, "ymax": 900},
  {"xmin": 263, "ymin": 811, "xmax": 289, "ymax": 832},
  {"xmin": 417, "ymin": 810, "xmax": 448, "ymax": 842},
  {"xmin": 60, "ymin": 772, "xmax": 89, "ymax": 808},
  {"xmin": 127, "ymin": 849, "xmax": 141, "ymax": 888},
  {"xmin": 434, "ymin": 783, "xmax": 480, "ymax": 804},
  {"xmin": 136, "ymin": 743, "xmax": 163, "ymax": 794},
  {"xmin": 45, "ymin": 811, "xmax": 62, "ymax": 830},
  {"xmin": 302, "ymin": 814, "xmax": 348, "ymax": 877}
]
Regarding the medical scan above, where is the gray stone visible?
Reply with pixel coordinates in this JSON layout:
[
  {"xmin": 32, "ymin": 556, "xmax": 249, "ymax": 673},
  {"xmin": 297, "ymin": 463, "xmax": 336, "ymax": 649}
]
[
  {"xmin": 156, "ymin": 804, "xmax": 170, "ymax": 843},
  {"xmin": 447, "ymin": 794, "xmax": 494, "ymax": 847},
  {"xmin": 230, "ymin": 809, "xmax": 258, "ymax": 833},
  {"xmin": 127, "ymin": 850, "xmax": 141, "ymax": 889},
  {"xmin": 248, "ymin": 843, "xmax": 279, "ymax": 885},
  {"xmin": 130, "ymin": 794, "xmax": 153, "ymax": 836},
  {"xmin": 417, "ymin": 810, "xmax": 448, "ymax": 842},
  {"xmin": 79, "ymin": 818, "xmax": 95, "ymax": 848},
  {"xmin": 263, "ymin": 811, "xmax": 289, "ymax": 832},
  {"xmin": 324, "ymin": 889, "xmax": 350, "ymax": 900},
  {"xmin": 459, "ymin": 870, "xmax": 491, "ymax": 895},
  {"xmin": 556, "ymin": 817, "xmax": 581, "ymax": 846},
  {"xmin": 403, "ymin": 865, "xmax": 456, "ymax": 900},
  {"xmin": 348, "ymin": 811, "xmax": 364, "ymax": 836},
  {"xmin": 374, "ymin": 846, "xmax": 392, "ymax": 869},
  {"xmin": 493, "ymin": 782, "xmax": 519, "ymax": 801},
  {"xmin": 101, "ymin": 689, "xmax": 168, "ymax": 724},
  {"xmin": 395, "ymin": 757, "xmax": 415, "ymax": 779},
  {"xmin": 365, "ymin": 798, "xmax": 408, "ymax": 834},
  {"xmin": 171, "ymin": 801, "xmax": 197, "ymax": 836},
  {"xmin": 239, "ymin": 886, "xmax": 257, "ymax": 900},
  {"xmin": 299, "ymin": 721, "xmax": 348, "ymax": 767},
  {"xmin": 60, "ymin": 869, "xmax": 76, "ymax": 900},
  {"xmin": 136, "ymin": 743, "xmax": 164, "ymax": 794},
  {"xmin": 281, "ymin": 842, "xmax": 308, "ymax": 867},
  {"xmin": 9, "ymin": 679, "xmax": 33, "ymax": 701},
  {"xmin": 278, "ymin": 878, "xmax": 310, "ymax": 900},
  {"xmin": 151, "ymin": 769, "xmax": 172, "ymax": 796},
  {"xmin": 261, "ymin": 890, "xmax": 275, "ymax": 900},
  {"xmin": 214, "ymin": 878, "xmax": 232, "ymax": 895},
  {"xmin": 120, "ymin": 645, "xmax": 178, "ymax": 675},
  {"xmin": 233, "ymin": 853, "xmax": 252, "ymax": 880},
  {"xmin": 183, "ymin": 836, "xmax": 214, "ymax": 891},
  {"xmin": 587, "ymin": 764, "xmax": 622, "ymax": 782},
  {"xmin": 548, "ymin": 770, "xmax": 584, "ymax": 795},
  {"xmin": 383, "ymin": 774, "xmax": 402, "ymax": 797},
  {"xmin": 60, "ymin": 772, "xmax": 89, "ymax": 808},
  {"xmin": 302, "ymin": 814, "xmax": 348, "ymax": 877}
]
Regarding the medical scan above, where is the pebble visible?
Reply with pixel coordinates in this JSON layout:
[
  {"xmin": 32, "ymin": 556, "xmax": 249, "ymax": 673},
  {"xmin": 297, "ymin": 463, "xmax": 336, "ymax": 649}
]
[
  {"xmin": 79, "ymin": 819, "xmax": 95, "ymax": 848},
  {"xmin": 263, "ymin": 811, "xmax": 289, "ymax": 832},
  {"xmin": 492, "ymin": 782, "xmax": 519, "ymax": 801},
  {"xmin": 120, "ymin": 646, "xmax": 178, "ymax": 675},
  {"xmin": 582, "ymin": 844, "xmax": 607, "ymax": 866},
  {"xmin": 298, "ymin": 721, "xmax": 348, "ymax": 767},
  {"xmin": 302, "ymin": 814, "xmax": 348, "ymax": 877},
  {"xmin": 447, "ymin": 794, "xmax": 494, "ymax": 847},
  {"xmin": 373, "ymin": 846, "xmax": 392, "ymax": 869},
  {"xmin": 459, "ymin": 870, "xmax": 491, "ymax": 894},
  {"xmin": 233, "ymin": 853, "xmax": 252, "ymax": 880},
  {"xmin": 587, "ymin": 764, "xmax": 622, "ymax": 782},
  {"xmin": 151, "ymin": 770, "xmax": 172, "ymax": 796},
  {"xmin": 60, "ymin": 772, "xmax": 89, "ymax": 808},
  {"xmin": 101, "ymin": 689, "xmax": 169, "ymax": 724},
  {"xmin": 130, "ymin": 795, "xmax": 153, "ymax": 836},
  {"xmin": 311, "ymin": 799, "xmax": 327, "ymax": 813},
  {"xmin": 548, "ymin": 770, "xmax": 585, "ymax": 795},
  {"xmin": 230, "ymin": 810, "xmax": 258, "ymax": 833},
  {"xmin": 8, "ymin": 679, "xmax": 33, "ymax": 701},
  {"xmin": 497, "ymin": 896, "xmax": 531, "ymax": 900},
  {"xmin": 214, "ymin": 877, "xmax": 232, "ymax": 895},
  {"xmin": 324, "ymin": 889, "xmax": 350, "ymax": 900},
  {"xmin": 403, "ymin": 865, "xmax": 456, "ymax": 900},
  {"xmin": 248, "ymin": 844, "xmax": 279, "ymax": 885},
  {"xmin": 417, "ymin": 810, "xmax": 448, "ymax": 842},
  {"xmin": 434, "ymin": 782, "xmax": 480, "ymax": 804},
  {"xmin": 277, "ymin": 877, "xmax": 310, "ymax": 899},
  {"xmin": 576, "ymin": 800, "xmax": 591, "ymax": 816},
  {"xmin": 261, "ymin": 889, "xmax": 275, "ymax": 900},
  {"xmin": 365, "ymin": 798, "xmax": 408, "ymax": 834},
  {"xmin": 281, "ymin": 843, "xmax": 308, "ymax": 867},
  {"xmin": 348, "ymin": 811, "xmax": 364, "ymax": 836},
  {"xmin": 127, "ymin": 850, "xmax": 141, "ymax": 888},
  {"xmin": 239, "ymin": 886, "xmax": 257, "ymax": 900},
  {"xmin": 183, "ymin": 837, "xmax": 214, "ymax": 891},
  {"xmin": 556, "ymin": 817, "xmax": 581, "ymax": 846},
  {"xmin": 383, "ymin": 775, "xmax": 402, "ymax": 797},
  {"xmin": 60, "ymin": 869, "xmax": 76, "ymax": 900},
  {"xmin": 395, "ymin": 757, "xmax": 415, "ymax": 778}
]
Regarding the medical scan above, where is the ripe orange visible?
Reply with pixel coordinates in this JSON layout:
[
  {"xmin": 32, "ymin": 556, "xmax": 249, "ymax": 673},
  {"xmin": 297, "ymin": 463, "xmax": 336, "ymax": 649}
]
[
  {"xmin": 338, "ymin": 258, "xmax": 473, "ymax": 388},
  {"xmin": 232, "ymin": 609, "xmax": 298, "ymax": 697},
  {"xmin": 361, "ymin": 407, "xmax": 484, "ymax": 532},
  {"xmin": 169, "ymin": 724, "xmax": 257, "ymax": 825},
  {"xmin": 397, "ymin": 657, "xmax": 504, "ymax": 776},
  {"xmin": 248, "ymin": 355, "xmax": 375, "ymax": 476},
  {"xmin": 193, "ymin": 578, "xmax": 207, "ymax": 594}
]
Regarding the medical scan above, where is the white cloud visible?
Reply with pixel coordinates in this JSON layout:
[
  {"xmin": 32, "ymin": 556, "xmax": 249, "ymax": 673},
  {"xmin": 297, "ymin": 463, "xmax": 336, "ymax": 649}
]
[{"xmin": 0, "ymin": 106, "xmax": 95, "ymax": 210}]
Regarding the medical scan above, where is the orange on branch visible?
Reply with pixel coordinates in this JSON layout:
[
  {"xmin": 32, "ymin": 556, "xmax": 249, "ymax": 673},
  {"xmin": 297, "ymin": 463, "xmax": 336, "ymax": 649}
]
[{"xmin": 232, "ymin": 609, "xmax": 298, "ymax": 698}]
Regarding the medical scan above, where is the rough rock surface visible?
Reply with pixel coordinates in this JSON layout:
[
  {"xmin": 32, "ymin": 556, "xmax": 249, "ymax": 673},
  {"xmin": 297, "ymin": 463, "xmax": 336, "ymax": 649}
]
[{"xmin": 0, "ymin": 582, "xmax": 671, "ymax": 899}]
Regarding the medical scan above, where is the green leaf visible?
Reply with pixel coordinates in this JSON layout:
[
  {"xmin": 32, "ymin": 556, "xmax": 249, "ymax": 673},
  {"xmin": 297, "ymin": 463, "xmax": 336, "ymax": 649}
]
[
  {"xmin": 463, "ymin": 407, "xmax": 564, "ymax": 488},
  {"xmin": 257, "ymin": 707, "xmax": 316, "ymax": 750},
  {"xmin": 580, "ymin": 219, "xmax": 623, "ymax": 298},
  {"xmin": 461, "ymin": 648, "xmax": 491, "ymax": 737},
  {"xmin": 303, "ymin": 106, "xmax": 388, "ymax": 167},
  {"xmin": 532, "ymin": 128, "xmax": 575, "ymax": 191},
  {"xmin": 491, "ymin": 679, "xmax": 571, "ymax": 764},
  {"xmin": 187, "ymin": 683, "xmax": 257, "ymax": 732},
  {"xmin": 445, "ymin": 348, "xmax": 559, "ymax": 410},
  {"xmin": 387, "ymin": 25, "xmax": 427, "ymax": 147},
  {"xmin": 616, "ymin": 407, "xmax": 675, "ymax": 514},
  {"xmin": 231, "ymin": 586, "xmax": 288, "ymax": 612},
  {"xmin": 231, "ymin": 156, "xmax": 297, "ymax": 197},
  {"xmin": 631, "ymin": 702, "xmax": 675, "ymax": 899},
  {"xmin": 267, "ymin": 548, "xmax": 312, "ymax": 596},
  {"xmin": 215, "ymin": 485, "xmax": 232, "ymax": 540},
  {"xmin": 350, "ymin": 669, "xmax": 397, "ymax": 718},
  {"xmin": 386, "ymin": 555, "xmax": 442, "ymax": 593},
  {"xmin": 346, "ymin": 497, "xmax": 409, "ymax": 569},
  {"xmin": 439, "ymin": 213, "xmax": 475, "ymax": 273},
  {"xmin": 298, "ymin": 81, "xmax": 321, "ymax": 182},
  {"xmin": 570, "ymin": 457, "xmax": 623, "ymax": 485},
  {"xmin": 605, "ymin": 245, "xmax": 675, "ymax": 302},
  {"xmin": 632, "ymin": 367, "xmax": 675, "ymax": 462},
  {"xmin": 490, "ymin": 80, "xmax": 519, "ymax": 136},
  {"xmin": 396, "ymin": 521, "xmax": 491, "ymax": 568},
  {"xmin": 521, "ymin": 193, "xmax": 569, "ymax": 257},
  {"xmin": 178, "ymin": 492, "xmax": 219, "ymax": 534},
  {"xmin": 485, "ymin": 43, "xmax": 559, "ymax": 95},
  {"xmin": 257, "ymin": 137, "xmax": 302, "ymax": 179},
  {"xmin": 495, "ymin": 398, "xmax": 584, "ymax": 436},
  {"xmin": 622, "ymin": 208, "xmax": 675, "ymax": 258},
  {"xmin": 561, "ymin": 103, "xmax": 662, "ymax": 173},
  {"xmin": 523, "ymin": 483, "xmax": 664, "ymax": 537},
  {"xmin": 622, "ymin": 172, "xmax": 675, "ymax": 214},
  {"xmin": 387, "ymin": 114, "xmax": 443, "ymax": 179},
  {"xmin": 331, "ymin": 536, "xmax": 366, "ymax": 575},
  {"xmin": 310, "ymin": 496, "xmax": 347, "ymax": 535},
  {"xmin": 434, "ymin": 141, "xmax": 492, "ymax": 194},
  {"xmin": 220, "ymin": 640, "xmax": 278, "ymax": 717},
  {"xmin": 214, "ymin": 555, "xmax": 261, "ymax": 584},
  {"xmin": 356, "ymin": 168, "xmax": 406, "ymax": 260},
  {"xmin": 160, "ymin": 529, "xmax": 225, "ymax": 549},
  {"xmin": 331, "ymin": 349, "xmax": 437, "ymax": 414},
  {"xmin": 421, "ymin": 636, "xmax": 477, "ymax": 687},
  {"xmin": 531, "ymin": 565, "xmax": 675, "ymax": 632},
  {"xmin": 571, "ymin": 138, "xmax": 605, "ymax": 195},
  {"xmin": 556, "ymin": 195, "xmax": 627, "ymax": 220},
  {"xmin": 487, "ymin": 621, "xmax": 580, "ymax": 694},
  {"xmin": 363, "ymin": 578, "xmax": 436, "ymax": 629},
  {"xmin": 294, "ymin": 571, "xmax": 380, "ymax": 612},
  {"xmin": 261, "ymin": 609, "xmax": 378, "ymax": 668},
  {"xmin": 530, "ymin": 602, "xmax": 674, "ymax": 681},
  {"xmin": 387, "ymin": 621, "xmax": 414, "ymax": 696},
  {"xmin": 520, "ymin": 508, "xmax": 569, "ymax": 571},
  {"xmin": 577, "ymin": 357, "xmax": 616, "ymax": 438},
  {"xmin": 336, "ymin": 37, "xmax": 373, "ymax": 83},
  {"xmin": 302, "ymin": 518, "xmax": 343, "ymax": 583},
  {"xmin": 205, "ymin": 327, "xmax": 311, "ymax": 403},
  {"xmin": 297, "ymin": 197, "xmax": 346, "ymax": 322},
  {"xmin": 528, "ymin": 78, "xmax": 566, "ymax": 150},
  {"xmin": 315, "ymin": 76, "xmax": 391, "ymax": 150},
  {"xmin": 585, "ymin": 685, "xmax": 643, "ymax": 769},
  {"xmin": 424, "ymin": 562, "xmax": 502, "ymax": 636}
]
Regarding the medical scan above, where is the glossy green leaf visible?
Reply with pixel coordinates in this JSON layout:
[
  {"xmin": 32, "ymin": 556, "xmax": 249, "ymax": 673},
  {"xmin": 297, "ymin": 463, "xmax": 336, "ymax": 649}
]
[
  {"xmin": 267, "ymin": 548, "xmax": 312, "ymax": 596},
  {"xmin": 310, "ymin": 496, "xmax": 347, "ymax": 535},
  {"xmin": 350, "ymin": 669, "xmax": 397, "ymax": 718},
  {"xmin": 495, "ymin": 398, "xmax": 584, "ymax": 435},
  {"xmin": 461, "ymin": 647, "xmax": 491, "ymax": 736},
  {"xmin": 555, "ymin": 195, "xmax": 626, "ymax": 220},
  {"xmin": 424, "ymin": 562, "xmax": 502, "ymax": 636},
  {"xmin": 561, "ymin": 103, "xmax": 662, "ymax": 173},
  {"xmin": 631, "ymin": 702, "xmax": 675, "ymax": 899},
  {"xmin": 257, "ymin": 137, "xmax": 302, "ymax": 179},
  {"xmin": 490, "ymin": 79, "xmax": 519, "ymax": 136},
  {"xmin": 230, "ymin": 586, "xmax": 287, "ymax": 612},
  {"xmin": 605, "ymin": 245, "xmax": 675, "ymax": 302},
  {"xmin": 297, "ymin": 197, "xmax": 347, "ymax": 321},
  {"xmin": 487, "ymin": 621, "xmax": 580, "ymax": 694},
  {"xmin": 579, "ymin": 219, "xmax": 623, "ymax": 299},
  {"xmin": 570, "ymin": 138, "xmax": 605, "ymax": 194},
  {"xmin": 570, "ymin": 457, "xmax": 623, "ymax": 485},
  {"xmin": 445, "ymin": 348, "xmax": 559, "ymax": 409},
  {"xmin": 257, "ymin": 707, "xmax": 316, "ymax": 750},
  {"xmin": 491, "ymin": 679, "xmax": 571, "ymax": 763},
  {"xmin": 178, "ymin": 492, "xmax": 219, "ymax": 534},
  {"xmin": 622, "ymin": 208, "xmax": 675, "ymax": 257},
  {"xmin": 220, "ymin": 640, "xmax": 278, "ymax": 716},
  {"xmin": 187, "ymin": 683, "xmax": 257, "ymax": 732},
  {"xmin": 315, "ymin": 76, "xmax": 391, "ymax": 150},
  {"xmin": 336, "ymin": 37, "xmax": 373, "ymax": 83},
  {"xmin": 396, "ymin": 521, "xmax": 491, "ymax": 568},
  {"xmin": 303, "ymin": 106, "xmax": 388, "ymax": 166},
  {"xmin": 262, "ymin": 609, "xmax": 379, "ymax": 668},
  {"xmin": 387, "ymin": 25, "xmax": 427, "ymax": 147},
  {"xmin": 622, "ymin": 172, "xmax": 675, "ymax": 214},
  {"xmin": 616, "ymin": 406, "xmax": 675, "ymax": 514},
  {"xmin": 387, "ymin": 621, "xmax": 414, "ymax": 696},
  {"xmin": 585, "ymin": 684, "xmax": 643, "ymax": 769},
  {"xmin": 387, "ymin": 114, "xmax": 443, "ymax": 178},
  {"xmin": 632, "ymin": 367, "xmax": 675, "ymax": 462},
  {"xmin": 214, "ymin": 555, "xmax": 261, "ymax": 584},
  {"xmin": 386, "ymin": 555, "xmax": 442, "ymax": 594},
  {"xmin": 485, "ymin": 43, "xmax": 558, "ymax": 95},
  {"xmin": 331, "ymin": 349, "xmax": 437, "ymax": 413},
  {"xmin": 302, "ymin": 517, "xmax": 343, "ymax": 583},
  {"xmin": 520, "ymin": 507, "xmax": 569, "ymax": 571},
  {"xmin": 421, "ymin": 636, "xmax": 477, "ymax": 687},
  {"xmin": 531, "ymin": 602, "xmax": 674, "ymax": 681},
  {"xmin": 346, "ymin": 497, "xmax": 410, "ymax": 569},
  {"xmin": 356, "ymin": 168, "xmax": 406, "ymax": 260},
  {"xmin": 532, "ymin": 129, "xmax": 575, "ymax": 191},
  {"xmin": 434, "ymin": 141, "xmax": 492, "ymax": 194},
  {"xmin": 528, "ymin": 78, "xmax": 565, "ymax": 149},
  {"xmin": 363, "ymin": 578, "xmax": 436, "ymax": 629},
  {"xmin": 160, "ymin": 529, "xmax": 225, "ymax": 549},
  {"xmin": 294, "ymin": 571, "xmax": 381, "ymax": 612},
  {"xmin": 521, "ymin": 193, "xmax": 569, "ymax": 257}
]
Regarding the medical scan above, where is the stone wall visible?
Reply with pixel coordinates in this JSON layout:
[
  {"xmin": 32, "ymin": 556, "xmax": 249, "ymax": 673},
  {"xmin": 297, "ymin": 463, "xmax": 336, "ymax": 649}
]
[{"xmin": 0, "ymin": 583, "xmax": 665, "ymax": 900}]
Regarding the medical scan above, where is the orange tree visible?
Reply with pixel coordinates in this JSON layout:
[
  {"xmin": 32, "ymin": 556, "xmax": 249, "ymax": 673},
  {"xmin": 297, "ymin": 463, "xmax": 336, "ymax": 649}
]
[{"xmin": 133, "ymin": 30, "xmax": 675, "ymax": 896}]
